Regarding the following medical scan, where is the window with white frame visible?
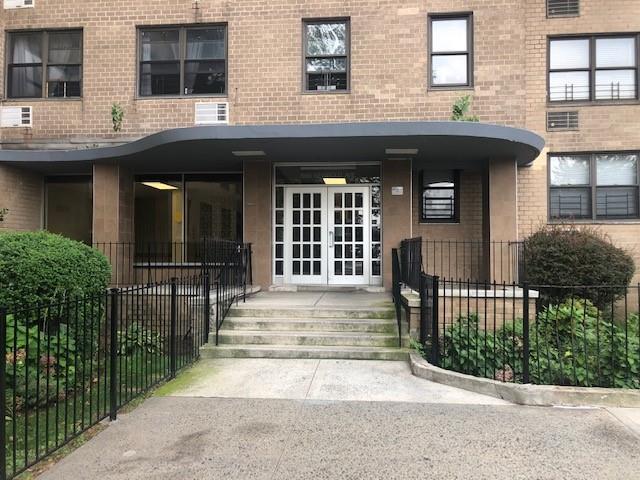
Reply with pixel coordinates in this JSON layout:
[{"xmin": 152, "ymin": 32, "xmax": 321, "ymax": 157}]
[{"xmin": 549, "ymin": 153, "xmax": 639, "ymax": 220}]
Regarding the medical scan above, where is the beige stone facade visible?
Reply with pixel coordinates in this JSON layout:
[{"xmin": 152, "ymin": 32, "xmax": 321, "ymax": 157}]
[{"xmin": 1, "ymin": 1, "xmax": 639, "ymax": 288}]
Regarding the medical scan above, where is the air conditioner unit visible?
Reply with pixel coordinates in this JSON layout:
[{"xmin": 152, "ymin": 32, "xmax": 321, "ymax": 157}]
[
  {"xmin": 0, "ymin": 106, "xmax": 33, "ymax": 128},
  {"xmin": 195, "ymin": 102, "xmax": 229, "ymax": 125},
  {"xmin": 4, "ymin": 0, "xmax": 35, "ymax": 9}
]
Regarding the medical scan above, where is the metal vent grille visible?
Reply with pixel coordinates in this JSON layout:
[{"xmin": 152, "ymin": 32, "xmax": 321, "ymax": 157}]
[
  {"xmin": 195, "ymin": 102, "xmax": 229, "ymax": 125},
  {"xmin": 547, "ymin": 111, "xmax": 579, "ymax": 131},
  {"xmin": 0, "ymin": 107, "xmax": 33, "ymax": 128},
  {"xmin": 547, "ymin": 0, "xmax": 579, "ymax": 17},
  {"xmin": 4, "ymin": 0, "xmax": 34, "ymax": 9}
]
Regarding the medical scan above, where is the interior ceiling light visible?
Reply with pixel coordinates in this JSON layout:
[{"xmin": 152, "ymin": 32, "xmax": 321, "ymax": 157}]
[
  {"xmin": 385, "ymin": 148, "xmax": 419, "ymax": 155},
  {"xmin": 141, "ymin": 182, "xmax": 179, "ymax": 190},
  {"xmin": 232, "ymin": 150, "xmax": 266, "ymax": 157},
  {"xmin": 323, "ymin": 177, "xmax": 348, "ymax": 185}
]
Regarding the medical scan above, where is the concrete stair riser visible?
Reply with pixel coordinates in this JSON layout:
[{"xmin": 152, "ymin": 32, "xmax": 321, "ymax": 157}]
[
  {"xmin": 200, "ymin": 344, "xmax": 409, "ymax": 361},
  {"xmin": 229, "ymin": 307, "xmax": 395, "ymax": 320},
  {"xmin": 221, "ymin": 317, "xmax": 398, "ymax": 334},
  {"xmin": 215, "ymin": 331, "xmax": 399, "ymax": 347}
]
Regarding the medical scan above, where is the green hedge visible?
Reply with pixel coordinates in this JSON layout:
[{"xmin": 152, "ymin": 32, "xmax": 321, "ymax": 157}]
[
  {"xmin": 523, "ymin": 226, "xmax": 635, "ymax": 306},
  {"xmin": 0, "ymin": 231, "xmax": 111, "ymax": 310}
]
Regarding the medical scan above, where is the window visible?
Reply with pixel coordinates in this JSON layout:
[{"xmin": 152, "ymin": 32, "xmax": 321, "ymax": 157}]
[
  {"xmin": 549, "ymin": 153, "xmax": 639, "ymax": 220},
  {"xmin": 549, "ymin": 35, "xmax": 638, "ymax": 102},
  {"xmin": 7, "ymin": 30, "xmax": 82, "ymax": 98},
  {"xmin": 139, "ymin": 25, "xmax": 227, "ymax": 97},
  {"xmin": 134, "ymin": 174, "xmax": 242, "ymax": 262},
  {"xmin": 304, "ymin": 19, "xmax": 349, "ymax": 92},
  {"xmin": 429, "ymin": 14, "xmax": 473, "ymax": 88},
  {"xmin": 45, "ymin": 176, "xmax": 92, "ymax": 244},
  {"xmin": 421, "ymin": 171, "xmax": 459, "ymax": 222}
]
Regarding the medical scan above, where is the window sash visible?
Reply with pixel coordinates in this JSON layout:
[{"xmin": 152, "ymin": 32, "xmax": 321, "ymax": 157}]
[
  {"xmin": 138, "ymin": 25, "xmax": 227, "ymax": 97},
  {"xmin": 304, "ymin": 20, "xmax": 350, "ymax": 92},
  {"xmin": 429, "ymin": 15, "xmax": 472, "ymax": 88},
  {"xmin": 7, "ymin": 30, "xmax": 82, "ymax": 99},
  {"xmin": 549, "ymin": 153, "xmax": 640, "ymax": 220},
  {"xmin": 549, "ymin": 35, "xmax": 639, "ymax": 102}
]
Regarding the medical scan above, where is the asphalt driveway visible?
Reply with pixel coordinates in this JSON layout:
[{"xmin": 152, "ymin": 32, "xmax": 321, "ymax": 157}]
[{"xmin": 39, "ymin": 359, "xmax": 640, "ymax": 480}]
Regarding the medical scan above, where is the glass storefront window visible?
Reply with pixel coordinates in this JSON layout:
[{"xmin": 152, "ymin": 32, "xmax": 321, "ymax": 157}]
[{"xmin": 45, "ymin": 176, "xmax": 92, "ymax": 244}]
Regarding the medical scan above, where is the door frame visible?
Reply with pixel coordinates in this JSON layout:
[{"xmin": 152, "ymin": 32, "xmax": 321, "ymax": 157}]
[{"xmin": 272, "ymin": 162, "xmax": 383, "ymax": 287}]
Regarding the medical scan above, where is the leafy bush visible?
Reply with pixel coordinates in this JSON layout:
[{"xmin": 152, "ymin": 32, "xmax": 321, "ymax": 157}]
[
  {"xmin": 437, "ymin": 299, "xmax": 639, "ymax": 389},
  {"xmin": 451, "ymin": 95, "xmax": 479, "ymax": 122},
  {"xmin": 117, "ymin": 322, "xmax": 163, "ymax": 356},
  {"xmin": 5, "ymin": 314, "xmax": 78, "ymax": 412},
  {"xmin": 0, "ymin": 231, "xmax": 111, "ymax": 310},
  {"xmin": 523, "ymin": 226, "xmax": 635, "ymax": 306}
]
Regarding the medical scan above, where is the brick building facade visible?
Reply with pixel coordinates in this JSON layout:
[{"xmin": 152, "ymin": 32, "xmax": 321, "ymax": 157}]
[{"xmin": 0, "ymin": 0, "xmax": 638, "ymax": 288}]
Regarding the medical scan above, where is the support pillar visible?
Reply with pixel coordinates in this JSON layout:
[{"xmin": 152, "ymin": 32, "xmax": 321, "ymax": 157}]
[{"xmin": 243, "ymin": 159, "xmax": 272, "ymax": 288}]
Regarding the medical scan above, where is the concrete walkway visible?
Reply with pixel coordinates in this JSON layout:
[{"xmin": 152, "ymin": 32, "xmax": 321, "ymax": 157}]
[
  {"xmin": 167, "ymin": 358, "xmax": 509, "ymax": 405},
  {"xmin": 237, "ymin": 290, "xmax": 394, "ymax": 309}
]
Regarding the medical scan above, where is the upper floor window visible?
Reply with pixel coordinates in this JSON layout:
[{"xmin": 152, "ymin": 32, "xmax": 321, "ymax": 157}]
[
  {"xmin": 7, "ymin": 30, "xmax": 82, "ymax": 99},
  {"xmin": 139, "ymin": 25, "xmax": 227, "ymax": 97},
  {"xmin": 304, "ymin": 19, "xmax": 349, "ymax": 92},
  {"xmin": 429, "ymin": 14, "xmax": 473, "ymax": 88},
  {"xmin": 549, "ymin": 153, "xmax": 639, "ymax": 220},
  {"xmin": 421, "ymin": 171, "xmax": 459, "ymax": 222},
  {"xmin": 549, "ymin": 35, "xmax": 638, "ymax": 102}
]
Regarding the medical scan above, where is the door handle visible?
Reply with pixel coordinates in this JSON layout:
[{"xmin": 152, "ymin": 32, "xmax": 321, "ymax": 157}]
[{"xmin": 329, "ymin": 230, "xmax": 334, "ymax": 248}]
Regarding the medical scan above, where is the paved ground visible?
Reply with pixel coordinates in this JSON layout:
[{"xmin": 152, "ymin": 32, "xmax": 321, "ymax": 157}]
[
  {"xmin": 40, "ymin": 359, "xmax": 640, "ymax": 480},
  {"xmin": 234, "ymin": 290, "xmax": 393, "ymax": 308}
]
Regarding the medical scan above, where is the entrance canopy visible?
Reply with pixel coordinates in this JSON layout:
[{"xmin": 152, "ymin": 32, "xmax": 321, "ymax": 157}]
[{"xmin": 0, "ymin": 121, "xmax": 544, "ymax": 174}]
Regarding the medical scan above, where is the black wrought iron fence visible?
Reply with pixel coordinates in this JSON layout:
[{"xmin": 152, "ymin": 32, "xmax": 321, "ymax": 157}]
[
  {"xmin": 419, "ymin": 278, "xmax": 640, "ymax": 389},
  {"xmin": 0, "ymin": 275, "xmax": 208, "ymax": 480}
]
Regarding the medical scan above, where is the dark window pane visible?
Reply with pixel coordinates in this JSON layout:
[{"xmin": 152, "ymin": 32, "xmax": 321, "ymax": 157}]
[
  {"xmin": 293, "ymin": 244, "xmax": 300, "ymax": 258},
  {"xmin": 47, "ymin": 65, "xmax": 82, "ymax": 98},
  {"xmin": 10, "ymin": 32, "xmax": 42, "ymax": 63},
  {"xmin": 134, "ymin": 178, "xmax": 184, "ymax": 250},
  {"xmin": 335, "ymin": 261, "xmax": 342, "ymax": 275},
  {"xmin": 549, "ymin": 187, "xmax": 592, "ymax": 219},
  {"xmin": 48, "ymin": 31, "xmax": 82, "ymax": 64},
  {"xmin": 45, "ymin": 177, "xmax": 92, "ymax": 244},
  {"xmin": 140, "ymin": 62, "xmax": 180, "ymax": 96},
  {"xmin": 596, "ymin": 187, "xmax": 639, "ymax": 218},
  {"xmin": 372, "ymin": 261, "xmax": 381, "ymax": 276},
  {"xmin": 303, "ymin": 261, "xmax": 311, "ymax": 275},
  {"xmin": 276, "ymin": 226, "xmax": 283, "ymax": 242},
  {"xmin": 187, "ymin": 27, "xmax": 225, "ymax": 59},
  {"xmin": 9, "ymin": 66, "xmax": 42, "ymax": 98},
  {"xmin": 141, "ymin": 30, "xmax": 179, "ymax": 61},
  {"xmin": 307, "ymin": 72, "xmax": 347, "ymax": 91},
  {"xmin": 275, "ymin": 261, "xmax": 283, "ymax": 276},
  {"xmin": 313, "ymin": 261, "xmax": 321, "ymax": 275},
  {"xmin": 293, "ymin": 261, "xmax": 300, "ymax": 275},
  {"xmin": 303, "ymin": 244, "xmax": 311, "ymax": 259},
  {"xmin": 276, "ymin": 244, "xmax": 283, "ymax": 259},
  {"xmin": 276, "ymin": 188, "xmax": 284, "ymax": 208},
  {"xmin": 306, "ymin": 23, "xmax": 346, "ymax": 56},
  {"xmin": 184, "ymin": 60, "xmax": 225, "ymax": 95}
]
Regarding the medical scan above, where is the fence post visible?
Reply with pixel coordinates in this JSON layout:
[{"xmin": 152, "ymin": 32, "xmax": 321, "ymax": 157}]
[
  {"xmin": 170, "ymin": 278, "xmax": 178, "ymax": 378},
  {"xmin": 109, "ymin": 288, "xmax": 119, "ymax": 421},
  {"xmin": 215, "ymin": 281, "xmax": 220, "ymax": 346},
  {"xmin": 522, "ymin": 282, "xmax": 530, "ymax": 384},
  {"xmin": 0, "ymin": 308, "xmax": 6, "ymax": 480},
  {"xmin": 419, "ymin": 274, "xmax": 427, "ymax": 346},
  {"xmin": 204, "ymin": 272, "xmax": 210, "ymax": 343},
  {"xmin": 431, "ymin": 276, "xmax": 440, "ymax": 367}
]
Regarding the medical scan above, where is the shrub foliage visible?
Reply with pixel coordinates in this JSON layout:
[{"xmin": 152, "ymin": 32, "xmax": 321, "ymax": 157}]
[
  {"xmin": 0, "ymin": 231, "xmax": 111, "ymax": 310},
  {"xmin": 523, "ymin": 226, "xmax": 635, "ymax": 306}
]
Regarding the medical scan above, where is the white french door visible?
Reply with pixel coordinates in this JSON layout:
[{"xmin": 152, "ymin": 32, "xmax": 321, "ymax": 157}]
[
  {"xmin": 328, "ymin": 187, "xmax": 370, "ymax": 285},
  {"xmin": 283, "ymin": 186, "xmax": 371, "ymax": 285}
]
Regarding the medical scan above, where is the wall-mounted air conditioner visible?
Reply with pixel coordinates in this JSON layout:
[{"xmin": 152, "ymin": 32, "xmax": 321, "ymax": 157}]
[
  {"xmin": 4, "ymin": 0, "xmax": 35, "ymax": 10},
  {"xmin": 195, "ymin": 102, "xmax": 229, "ymax": 125},
  {"xmin": 0, "ymin": 106, "xmax": 33, "ymax": 128}
]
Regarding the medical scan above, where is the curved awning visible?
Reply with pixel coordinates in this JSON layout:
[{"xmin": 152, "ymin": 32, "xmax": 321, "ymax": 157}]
[{"xmin": 0, "ymin": 121, "xmax": 544, "ymax": 174}]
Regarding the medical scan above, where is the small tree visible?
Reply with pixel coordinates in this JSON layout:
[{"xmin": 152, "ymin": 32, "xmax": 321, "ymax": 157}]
[
  {"xmin": 0, "ymin": 208, "xmax": 7, "ymax": 222},
  {"xmin": 523, "ymin": 225, "xmax": 635, "ymax": 306},
  {"xmin": 451, "ymin": 95, "xmax": 479, "ymax": 122},
  {"xmin": 111, "ymin": 103, "xmax": 124, "ymax": 132}
]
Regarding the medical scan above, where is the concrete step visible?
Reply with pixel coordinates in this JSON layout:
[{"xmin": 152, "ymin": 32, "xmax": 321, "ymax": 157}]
[
  {"xmin": 200, "ymin": 344, "xmax": 409, "ymax": 361},
  {"xmin": 214, "ymin": 330, "xmax": 399, "ymax": 347},
  {"xmin": 228, "ymin": 307, "xmax": 395, "ymax": 320},
  {"xmin": 221, "ymin": 317, "xmax": 398, "ymax": 334}
]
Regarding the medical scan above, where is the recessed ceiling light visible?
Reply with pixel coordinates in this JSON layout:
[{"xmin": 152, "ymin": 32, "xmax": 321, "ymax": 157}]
[
  {"xmin": 141, "ymin": 182, "xmax": 179, "ymax": 190},
  {"xmin": 323, "ymin": 177, "xmax": 347, "ymax": 185},
  {"xmin": 232, "ymin": 150, "xmax": 266, "ymax": 157},
  {"xmin": 385, "ymin": 148, "xmax": 419, "ymax": 155}
]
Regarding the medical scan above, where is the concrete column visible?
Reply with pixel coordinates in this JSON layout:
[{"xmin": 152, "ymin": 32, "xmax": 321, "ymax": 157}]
[
  {"xmin": 382, "ymin": 159, "xmax": 412, "ymax": 290},
  {"xmin": 484, "ymin": 158, "xmax": 518, "ymax": 283},
  {"xmin": 243, "ymin": 159, "xmax": 272, "ymax": 288}
]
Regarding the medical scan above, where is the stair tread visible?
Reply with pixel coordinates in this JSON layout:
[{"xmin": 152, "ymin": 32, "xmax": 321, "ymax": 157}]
[
  {"xmin": 219, "ymin": 330, "xmax": 396, "ymax": 337},
  {"xmin": 202, "ymin": 344, "xmax": 407, "ymax": 352},
  {"xmin": 224, "ymin": 317, "xmax": 396, "ymax": 323}
]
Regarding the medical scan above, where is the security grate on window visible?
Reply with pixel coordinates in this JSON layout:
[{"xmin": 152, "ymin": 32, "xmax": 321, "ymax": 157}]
[
  {"xmin": 547, "ymin": 111, "xmax": 579, "ymax": 131},
  {"xmin": 547, "ymin": 0, "xmax": 579, "ymax": 17}
]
